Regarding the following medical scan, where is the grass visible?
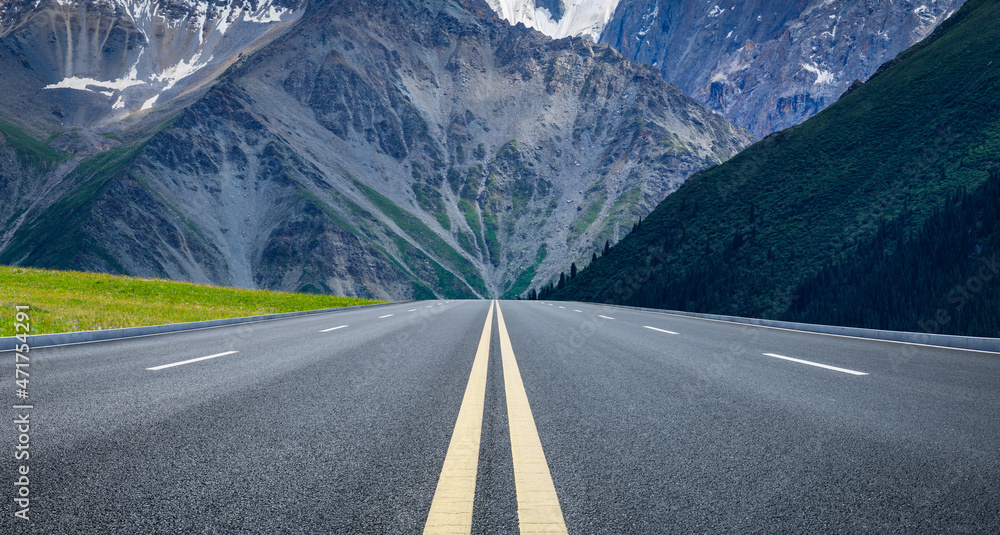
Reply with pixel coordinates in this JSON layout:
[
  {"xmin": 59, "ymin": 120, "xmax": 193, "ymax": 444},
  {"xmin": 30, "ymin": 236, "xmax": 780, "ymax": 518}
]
[
  {"xmin": 495, "ymin": 139, "xmax": 518, "ymax": 160},
  {"xmin": 459, "ymin": 198, "xmax": 486, "ymax": 254},
  {"xmin": 592, "ymin": 186, "xmax": 642, "ymax": 248},
  {"xmin": 412, "ymin": 183, "xmax": 450, "ymax": 230},
  {"xmin": 391, "ymin": 236, "xmax": 477, "ymax": 299},
  {"xmin": 501, "ymin": 244, "xmax": 548, "ymax": 299},
  {"xmin": 568, "ymin": 191, "xmax": 607, "ymax": 243},
  {"xmin": 461, "ymin": 166, "xmax": 484, "ymax": 200},
  {"xmin": 0, "ymin": 266, "xmax": 379, "ymax": 336},
  {"xmin": 295, "ymin": 187, "xmax": 360, "ymax": 235},
  {"xmin": 482, "ymin": 208, "xmax": 501, "ymax": 266},
  {"xmin": 503, "ymin": 264, "xmax": 538, "ymax": 299},
  {"xmin": 0, "ymin": 120, "xmax": 68, "ymax": 169},
  {"xmin": 456, "ymin": 231, "xmax": 479, "ymax": 257}
]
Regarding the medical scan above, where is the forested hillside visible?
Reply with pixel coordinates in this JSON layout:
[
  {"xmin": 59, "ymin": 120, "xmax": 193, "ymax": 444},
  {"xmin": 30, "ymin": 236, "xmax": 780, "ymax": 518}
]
[{"xmin": 784, "ymin": 169, "xmax": 1000, "ymax": 337}]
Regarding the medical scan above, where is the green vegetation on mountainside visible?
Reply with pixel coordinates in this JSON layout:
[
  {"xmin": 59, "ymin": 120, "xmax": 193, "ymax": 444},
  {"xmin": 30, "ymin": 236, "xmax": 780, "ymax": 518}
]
[
  {"xmin": 352, "ymin": 180, "xmax": 487, "ymax": 296},
  {"xmin": 0, "ymin": 143, "xmax": 145, "ymax": 270}
]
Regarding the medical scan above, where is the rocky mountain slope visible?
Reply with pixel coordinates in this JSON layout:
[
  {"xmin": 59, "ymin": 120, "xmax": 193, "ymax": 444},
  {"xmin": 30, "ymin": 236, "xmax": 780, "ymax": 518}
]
[
  {"xmin": 548, "ymin": 0, "xmax": 1000, "ymax": 335},
  {"xmin": 600, "ymin": 0, "xmax": 966, "ymax": 136},
  {"xmin": 0, "ymin": 0, "xmax": 754, "ymax": 300}
]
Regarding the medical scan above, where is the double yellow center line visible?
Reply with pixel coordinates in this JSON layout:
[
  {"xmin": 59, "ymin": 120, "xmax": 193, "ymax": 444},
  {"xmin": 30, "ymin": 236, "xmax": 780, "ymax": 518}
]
[{"xmin": 424, "ymin": 301, "xmax": 567, "ymax": 534}]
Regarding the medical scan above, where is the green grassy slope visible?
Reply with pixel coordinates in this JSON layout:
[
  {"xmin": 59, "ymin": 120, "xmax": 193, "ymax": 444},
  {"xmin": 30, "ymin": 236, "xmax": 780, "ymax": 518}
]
[
  {"xmin": 352, "ymin": 180, "xmax": 488, "ymax": 296},
  {"xmin": 0, "ymin": 266, "xmax": 379, "ymax": 336},
  {"xmin": 0, "ymin": 120, "xmax": 67, "ymax": 170},
  {"xmin": 548, "ymin": 0, "xmax": 1000, "ymax": 328}
]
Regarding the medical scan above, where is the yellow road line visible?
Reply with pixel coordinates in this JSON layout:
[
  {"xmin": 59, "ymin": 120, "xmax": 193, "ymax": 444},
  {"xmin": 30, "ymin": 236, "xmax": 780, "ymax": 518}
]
[
  {"xmin": 424, "ymin": 300, "xmax": 495, "ymax": 534},
  {"xmin": 495, "ymin": 302, "xmax": 568, "ymax": 535}
]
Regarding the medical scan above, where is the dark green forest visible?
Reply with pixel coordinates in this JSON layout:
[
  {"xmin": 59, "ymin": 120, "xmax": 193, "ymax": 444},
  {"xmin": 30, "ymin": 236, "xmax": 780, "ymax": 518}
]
[{"xmin": 784, "ymin": 169, "xmax": 1000, "ymax": 336}]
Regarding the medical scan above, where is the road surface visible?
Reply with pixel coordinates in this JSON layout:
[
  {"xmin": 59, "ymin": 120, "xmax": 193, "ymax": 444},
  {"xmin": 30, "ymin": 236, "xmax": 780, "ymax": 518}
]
[{"xmin": 3, "ymin": 300, "xmax": 999, "ymax": 533}]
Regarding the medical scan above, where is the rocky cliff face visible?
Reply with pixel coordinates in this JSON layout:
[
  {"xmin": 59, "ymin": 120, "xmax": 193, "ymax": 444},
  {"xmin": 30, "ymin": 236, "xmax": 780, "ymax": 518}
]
[
  {"xmin": 600, "ymin": 0, "xmax": 966, "ymax": 137},
  {"xmin": 0, "ymin": 0, "xmax": 754, "ymax": 299},
  {"xmin": 0, "ymin": 0, "xmax": 304, "ymax": 136}
]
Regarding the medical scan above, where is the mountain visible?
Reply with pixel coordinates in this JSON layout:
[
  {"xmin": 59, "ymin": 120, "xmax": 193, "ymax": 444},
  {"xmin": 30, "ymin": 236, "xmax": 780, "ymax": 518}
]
[
  {"xmin": 547, "ymin": 0, "xmax": 1000, "ymax": 336},
  {"xmin": 0, "ymin": 0, "xmax": 754, "ymax": 300},
  {"xmin": 600, "ymin": 0, "xmax": 967, "ymax": 137},
  {"xmin": 484, "ymin": 0, "xmax": 620, "ymax": 41},
  {"xmin": 0, "ymin": 0, "xmax": 305, "ymax": 143}
]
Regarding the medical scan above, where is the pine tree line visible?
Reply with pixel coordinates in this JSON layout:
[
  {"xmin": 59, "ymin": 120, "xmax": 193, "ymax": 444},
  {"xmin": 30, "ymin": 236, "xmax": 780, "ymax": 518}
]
[{"xmin": 533, "ymin": 219, "xmax": 641, "ymax": 300}]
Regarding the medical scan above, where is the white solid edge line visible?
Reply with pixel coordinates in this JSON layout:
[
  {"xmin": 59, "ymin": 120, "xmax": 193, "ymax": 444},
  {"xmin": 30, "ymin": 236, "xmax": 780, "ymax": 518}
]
[
  {"xmin": 0, "ymin": 302, "xmax": 402, "ymax": 354},
  {"xmin": 588, "ymin": 304, "xmax": 1000, "ymax": 356},
  {"xmin": 379, "ymin": 314, "xmax": 394, "ymax": 319},
  {"xmin": 147, "ymin": 351, "xmax": 239, "ymax": 371},
  {"xmin": 598, "ymin": 315, "xmax": 615, "ymax": 320},
  {"xmin": 763, "ymin": 353, "xmax": 868, "ymax": 376},
  {"xmin": 320, "ymin": 325, "xmax": 348, "ymax": 333},
  {"xmin": 644, "ymin": 326, "xmax": 678, "ymax": 335}
]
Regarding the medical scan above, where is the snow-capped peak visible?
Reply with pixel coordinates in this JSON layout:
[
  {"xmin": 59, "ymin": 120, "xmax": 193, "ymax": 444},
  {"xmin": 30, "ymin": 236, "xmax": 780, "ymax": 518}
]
[{"xmin": 485, "ymin": 0, "xmax": 621, "ymax": 42}]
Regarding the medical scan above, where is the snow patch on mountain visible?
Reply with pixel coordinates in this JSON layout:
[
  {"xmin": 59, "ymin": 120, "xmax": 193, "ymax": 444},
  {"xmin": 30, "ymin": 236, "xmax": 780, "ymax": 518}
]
[
  {"xmin": 913, "ymin": 4, "xmax": 953, "ymax": 34},
  {"xmin": 801, "ymin": 62, "xmax": 834, "ymax": 85},
  {"xmin": 485, "ymin": 0, "xmax": 620, "ymax": 41},
  {"xmin": 635, "ymin": 2, "xmax": 657, "ymax": 37},
  {"xmin": 45, "ymin": 75, "xmax": 144, "ymax": 92}
]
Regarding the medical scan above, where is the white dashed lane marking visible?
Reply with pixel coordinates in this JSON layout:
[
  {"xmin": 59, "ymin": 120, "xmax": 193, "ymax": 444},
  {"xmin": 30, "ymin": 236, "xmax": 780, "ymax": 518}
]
[{"xmin": 763, "ymin": 353, "xmax": 868, "ymax": 376}]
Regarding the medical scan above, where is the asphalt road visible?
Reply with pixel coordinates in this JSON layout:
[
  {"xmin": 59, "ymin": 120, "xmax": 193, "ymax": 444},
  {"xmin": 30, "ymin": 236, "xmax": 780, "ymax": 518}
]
[{"xmin": 3, "ymin": 299, "xmax": 999, "ymax": 533}]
